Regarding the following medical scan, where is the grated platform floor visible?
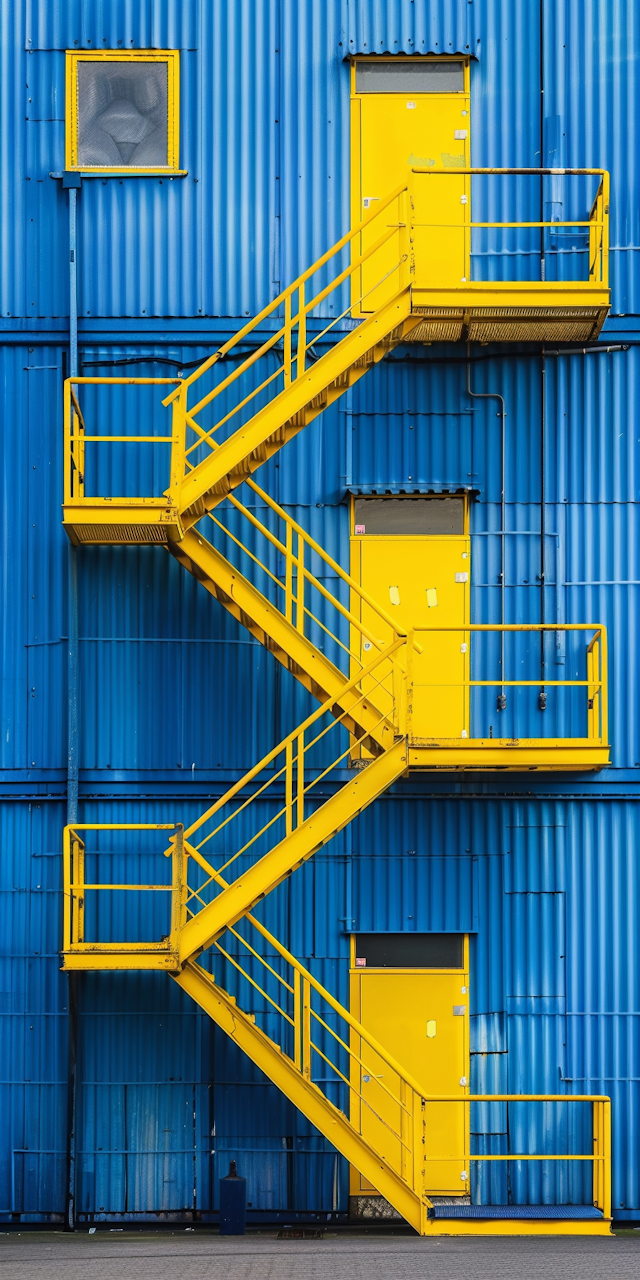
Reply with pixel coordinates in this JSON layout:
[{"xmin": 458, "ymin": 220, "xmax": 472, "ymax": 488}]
[{"xmin": 430, "ymin": 1204, "xmax": 604, "ymax": 1220}]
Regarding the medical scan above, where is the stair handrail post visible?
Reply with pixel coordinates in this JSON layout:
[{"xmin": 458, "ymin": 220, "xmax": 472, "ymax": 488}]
[
  {"xmin": 600, "ymin": 625, "xmax": 609, "ymax": 745},
  {"xmin": 62, "ymin": 826, "xmax": 72, "ymax": 949},
  {"xmin": 285, "ymin": 520, "xmax": 293, "ymax": 624},
  {"xmin": 296, "ymin": 533, "xmax": 305, "ymax": 636},
  {"xmin": 587, "ymin": 634, "xmax": 597, "ymax": 741},
  {"xmin": 72, "ymin": 832, "xmax": 85, "ymax": 945},
  {"xmin": 403, "ymin": 630, "xmax": 414, "ymax": 741},
  {"xmin": 63, "ymin": 379, "xmax": 72, "ymax": 504},
  {"xmin": 399, "ymin": 180, "xmax": 412, "ymax": 292},
  {"xmin": 63, "ymin": 825, "xmax": 85, "ymax": 949},
  {"xmin": 285, "ymin": 739, "xmax": 294, "ymax": 836},
  {"xmin": 296, "ymin": 727, "xmax": 305, "ymax": 830},
  {"xmin": 415, "ymin": 1093, "xmax": 427, "ymax": 1208},
  {"xmin": 293, "ymin": 968, "xmax": 302, "ymax": 1070},
  {"xmin": 297, "ymin": 280, "xmax": 306, "ymax": 378},
  {"xmin": 602, "ymin": 169, "xmax": 610, "ymax": 288},
  {"xmin": 168, "ymin": 381, "xmax": 187, "ymax": 505},
  {"xmin": 284, "ymin": 292, "xmax": 292, "ymax": 387},
  {"xmin": 592, "ymin": 1096, "xmax": 612, "ymax": 1217},
  {"xmin": 169, "ymin": 824, "xmax": 186, "ymax": 958},
  {"xmin": 603, "ymin": 1096, "xmax": 612, "ymax": 1219},
  {"xmin": 302, "ymin": 978, "xmax": 311, "ymax": 1080}
]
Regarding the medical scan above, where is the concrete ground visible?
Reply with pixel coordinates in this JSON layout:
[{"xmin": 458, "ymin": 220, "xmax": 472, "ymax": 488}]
[{"xmin": 1, "ymin": 1230, "xmax": 639, "ymax": 1280}]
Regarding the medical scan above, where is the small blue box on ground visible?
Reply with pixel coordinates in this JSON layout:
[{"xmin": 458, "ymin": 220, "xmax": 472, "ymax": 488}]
[{"xmin": 219, "ymin": 1161, "xmax": 247, "ymax": 1235}]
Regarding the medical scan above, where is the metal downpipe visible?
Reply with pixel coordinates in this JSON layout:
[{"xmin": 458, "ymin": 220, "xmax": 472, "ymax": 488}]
[{"xmin": 466, "ymin": 344, "xmax": 507, "ymax": 711}]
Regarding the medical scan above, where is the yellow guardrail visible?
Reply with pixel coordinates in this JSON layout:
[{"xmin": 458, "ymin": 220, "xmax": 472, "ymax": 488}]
[
  {"xmin": 412, "ymin": 623, "xmax": 608, "ymax": 746},
  {"xmin": 410, "ymin": 167, "xmax": 610, "ymax": 288}
]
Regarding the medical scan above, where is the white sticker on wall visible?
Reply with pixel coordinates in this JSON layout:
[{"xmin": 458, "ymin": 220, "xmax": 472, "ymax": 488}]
[
  {"xmin": 406, "ymin": 101, "xmax": 416, "ymax": 109},
  {"xmin": 454, "ymin": 129, "xmax": 468, "ymax": 139},
  {"xmin": 455, "ymin": 572, "xmax": 469, "ymax": 583}
]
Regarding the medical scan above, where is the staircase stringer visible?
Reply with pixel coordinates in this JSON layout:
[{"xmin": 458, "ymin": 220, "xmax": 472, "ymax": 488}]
[
  {"xmin": 173, "ymin": 959, "xmax": 424, "ymax": 1233},
  {"xmin": 167, "ymin": 528, "xmax": 396, "ymax": 752},
  {"xmin": 177, "ymin": 293, "xmax": 419, "ymax": 522},
  {"xmin": 178, "ymin": 737, "xmax": 408, "ymax": 965}
]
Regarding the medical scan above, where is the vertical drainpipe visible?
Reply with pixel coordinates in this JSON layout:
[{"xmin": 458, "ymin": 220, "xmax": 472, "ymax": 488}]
[
  {"xmin": 68, "ymin": 184, "xmax": 79, "ymax": 822},
  {"xmin": 538, "ymin": 0, "xmax": 547, "ymax": 707},
  {"xmin": 466, "ymin": 347, "xmax": 507, "ymax": 711},
  {"xmin": 539, "ymin": 0, "xmax": 545, "ymax": 284},
  {"xmin": 65, "ymin": 176, "xmax": 80, "ymax": 1231},
  {"xmin": 539, "ymin": 351, "xmax": 546, "ymax": 707}
]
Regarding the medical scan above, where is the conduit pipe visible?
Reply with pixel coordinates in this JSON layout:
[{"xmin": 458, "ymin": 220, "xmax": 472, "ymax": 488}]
[{"xmin": 466, "ymin": 344, "xmax": 507, "ymax": 710}]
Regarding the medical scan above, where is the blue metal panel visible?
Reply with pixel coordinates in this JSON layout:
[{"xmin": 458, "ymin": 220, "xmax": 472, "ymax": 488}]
[
  {"xmin": 0, "ymin": 802, "xmax": 68, "ymax": 1220},
  {"xmin": 345, "ymin": 0, "xmax": 477, "ymax": 57}
]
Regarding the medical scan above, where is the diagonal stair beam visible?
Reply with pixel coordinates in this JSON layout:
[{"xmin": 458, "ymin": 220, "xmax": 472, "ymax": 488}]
[
  {"xmin": 167, "ymin": 528, "xmax": 395, "ymax": 751},
  {"xmin": 173, "ymin": 959, "xmax": 424, "ymax": 1233},
  {"xmin": 177, "ymin": 291, "xmax": 419, "ymax": 521},
  {"xmin": 178, "ymin": 736, "xmax": 408, "ymax": 965}
]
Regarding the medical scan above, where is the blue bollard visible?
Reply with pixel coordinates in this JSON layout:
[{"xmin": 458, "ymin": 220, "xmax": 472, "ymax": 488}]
[{"xmin": 219, "ymin": 1160, "xmax": 247, "ymax": 1235}]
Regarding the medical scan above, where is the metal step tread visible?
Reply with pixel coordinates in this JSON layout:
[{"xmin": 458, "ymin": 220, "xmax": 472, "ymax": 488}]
[{"xmin": 430, "ymin": 1204, "xmax": 604, "ymax": 1220}]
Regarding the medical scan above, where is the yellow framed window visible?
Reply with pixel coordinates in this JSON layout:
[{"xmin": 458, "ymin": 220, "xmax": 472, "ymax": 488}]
[{"xmin": 65, "ymin": 50, "xmax": 181, "ymax": 174}]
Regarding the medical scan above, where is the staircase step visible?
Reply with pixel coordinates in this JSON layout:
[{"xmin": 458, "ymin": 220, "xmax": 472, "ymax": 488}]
[{"xmin": 430, "ymin": 1204, "xmax": 604, "ymax": 1221}]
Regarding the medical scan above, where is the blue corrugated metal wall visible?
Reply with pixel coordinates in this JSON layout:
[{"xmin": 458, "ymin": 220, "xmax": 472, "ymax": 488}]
[{"xmin": 1, "ymin": 0, "xmax": 640, "ymax": 1223}]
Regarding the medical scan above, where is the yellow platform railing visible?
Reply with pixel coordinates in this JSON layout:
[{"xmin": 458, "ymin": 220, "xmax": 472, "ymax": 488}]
[
  {"xmin": 410, "ymin": 167, "xmax": 609, "ymax": 289},
  {"xmin": 412, "ymin": 623, "xmax": 608, "ymax": 746}
]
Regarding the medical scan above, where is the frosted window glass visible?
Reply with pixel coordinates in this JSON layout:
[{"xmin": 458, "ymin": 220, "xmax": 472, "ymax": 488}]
[{"xmin": 77, "ymin": 62, "xmax": 168, "ymax": 167}]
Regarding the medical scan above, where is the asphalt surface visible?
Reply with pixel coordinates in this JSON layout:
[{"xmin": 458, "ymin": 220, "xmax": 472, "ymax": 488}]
[{"xmin": 1, "ymin": 1230, "xmax": 639, "ymax": 1280}]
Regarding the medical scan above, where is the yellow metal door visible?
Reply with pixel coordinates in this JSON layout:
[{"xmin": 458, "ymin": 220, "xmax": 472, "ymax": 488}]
[
  {"xmin": 350, "ymin": 963, "xmax": 469, "ymax": 1195},
  {"xmin": 352, "ymin": 530, "xmax": 470, "ymax": 739},
  {"xmin": 351, "ymin": 59, "xmax": 470, "ymax": 311}
]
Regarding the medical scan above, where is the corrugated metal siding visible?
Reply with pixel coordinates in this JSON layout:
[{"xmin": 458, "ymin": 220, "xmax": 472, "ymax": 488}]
[
  {"xmin": 346, "ymin": 0, "xmax": 477, "ymax": 57},
  {"xmin": 2, "ymin": 0, "xmax": 640, "ymax": 1225},
  {"xmin": 3, "ymin": 0, "xmax": 637, "ymax": 317}
]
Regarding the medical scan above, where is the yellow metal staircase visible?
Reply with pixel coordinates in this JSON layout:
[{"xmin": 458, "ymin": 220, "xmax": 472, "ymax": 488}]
[{"xmin": 61, "ymin": 172, "xmax": 613, "ymax": 1232}]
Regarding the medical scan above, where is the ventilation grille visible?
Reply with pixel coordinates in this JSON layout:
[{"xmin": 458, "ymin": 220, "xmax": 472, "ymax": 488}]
[
  {"xmin": 73, "ymin": 524, "xmax": 169, "ymax": 545},
  {"xmin": 407, "ymin": 305, "xmax": 605, "ymax": 344}
]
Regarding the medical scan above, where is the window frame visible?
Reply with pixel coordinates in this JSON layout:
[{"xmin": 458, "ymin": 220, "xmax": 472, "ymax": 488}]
[{"xmin": 65, "ymin": 49, "xmax": 183, "ymax": 175}]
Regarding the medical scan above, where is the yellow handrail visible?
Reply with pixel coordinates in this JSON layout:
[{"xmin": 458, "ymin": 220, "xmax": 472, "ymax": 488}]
[{"xmin": 161, "ymin": 183, "xmax": 408, "ymax": 407}]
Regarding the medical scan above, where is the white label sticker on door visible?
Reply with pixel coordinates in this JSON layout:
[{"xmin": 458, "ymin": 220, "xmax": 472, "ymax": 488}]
[
  {"xmin": 455, "ymin": 572, "xmax": 468, "ymax": 583},
  {"xmin": 453, "ymin": 1005, "xmax": 466, "ymax": 1016}
]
